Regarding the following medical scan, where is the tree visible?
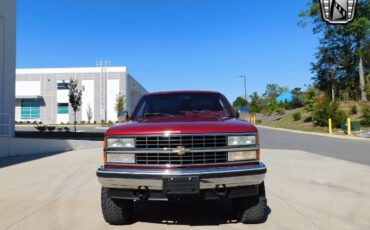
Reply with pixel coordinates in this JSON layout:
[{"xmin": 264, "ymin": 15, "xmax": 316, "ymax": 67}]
[
  {"xmin": 232, "ymin": 96, "xmax": 248, "ymax": 111},
  {"xmin": 291, "ymin": 88, "xmax": 304, "ymax": 108},
  {"xmin": 86, "ymin": 103, "xmax": 92, "ymax": 123},
  {"xmin": 249, "ymin": 92, "xmax": 263, "ymax": 113},
  {"xmin": 304, "ymin": 87, "xmax": 318, "ymax": 122},
  {"xmin": 115, "ymin": 94, "xmax": 125, "ymax": 116},
  {"xmin": 310, "ymin": 29, "xmax": 346, "ymax": 102},
  {"xmin": 262, "ymin": 84, "xmax": 286, "ymax": 100},
  {"xmin": 348, "ymin": 1, "xmax": 370, "ymax": 101},
  {"xmin": 313, "ymin": 97, "xmax": 347, "ymax": 127},
  {"xmin": 68, "ymin": 79, "xmax": 84, "ymax": 132},
  {"xmin": 299, "ymin": 0, "xmax": 370, "ymax": 101}
]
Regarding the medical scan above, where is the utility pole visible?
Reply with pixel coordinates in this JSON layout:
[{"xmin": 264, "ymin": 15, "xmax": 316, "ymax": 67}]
[{"xmin": 238, "ymin": 75, "xmax": 247, "ymax": 102}]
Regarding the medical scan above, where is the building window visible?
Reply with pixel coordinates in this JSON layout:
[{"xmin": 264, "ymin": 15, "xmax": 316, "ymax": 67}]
[
  {"xmin": 21, "ymin": 99, "xmax": 41, "ymax": 120},
  {"xmin": 57, "ymin": 103, "xmax": 69, "ymax": 114},
  {"xmin": 57, "ymin": 82, "xmax": 69, "ymax": 90}
]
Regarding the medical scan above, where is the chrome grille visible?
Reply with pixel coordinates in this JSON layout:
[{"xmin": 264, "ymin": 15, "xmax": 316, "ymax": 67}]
[
  {"xmin": 135, "ymin": 135, "xmax": 227, "ymax": 149},
  {"xmin": 135, "ymin": 152, "xmax": 228, "ymax": 165},
  {"xmin": 135, "ymin": 135, "xmax": 228, "ymax": 165}
]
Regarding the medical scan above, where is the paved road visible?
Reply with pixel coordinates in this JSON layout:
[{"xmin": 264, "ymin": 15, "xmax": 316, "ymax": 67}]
[
  {"xmin": 258, "ymin": 126, "xmax": 370, "ymax": 166},
  {"xmin": 1, "ymin": 146, "xmax": 370, "ymax": 230}
]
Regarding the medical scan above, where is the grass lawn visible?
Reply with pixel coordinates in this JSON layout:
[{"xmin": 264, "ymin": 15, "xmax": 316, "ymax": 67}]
[
  {"xmin": 262, "ymin": 108, "xmax": 332, "ymax": 133},
  {"xmin": 261, "ymin": 102, "xmax": 370, "ymax": 134}
]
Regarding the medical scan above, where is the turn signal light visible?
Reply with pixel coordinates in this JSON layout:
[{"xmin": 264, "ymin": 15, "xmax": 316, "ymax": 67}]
[{"xmin": 103, "ymin": 137, "xmax": 107, "ymax": 164}]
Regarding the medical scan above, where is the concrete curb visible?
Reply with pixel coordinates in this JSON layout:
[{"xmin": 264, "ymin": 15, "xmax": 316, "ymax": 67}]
[
  {"xmin": 257, "ymin": 125, "xmax": 370, "ymax": 142},
  {"xmin": 0, "ymin": 137, "xmax": 103, "ymax": 157}
]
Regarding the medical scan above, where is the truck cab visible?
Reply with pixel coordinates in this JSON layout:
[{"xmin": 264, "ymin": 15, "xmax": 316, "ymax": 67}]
[{"xmin": 97, "ymin": 91, "xmax": 267, "ymax": 224}]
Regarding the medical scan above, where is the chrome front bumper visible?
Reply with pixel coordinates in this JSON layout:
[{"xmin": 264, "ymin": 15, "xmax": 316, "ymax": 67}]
[{"xmin": 97, "ymin": 163, "xmax": 266, "ymax": 190}]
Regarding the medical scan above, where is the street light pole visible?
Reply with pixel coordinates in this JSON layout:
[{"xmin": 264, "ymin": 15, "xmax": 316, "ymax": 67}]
[{"xmin": 238, "ymin": 75, "xmax": 247, "ymax": 102}]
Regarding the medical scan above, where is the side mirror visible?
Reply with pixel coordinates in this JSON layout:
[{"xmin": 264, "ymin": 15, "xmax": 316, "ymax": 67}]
[
  {"xmin": 118, "ymin": 110, "xmax": 129, "ymax": 122},
  {"xmin": 237, "ymin": 107, "xmax": 250, "ymax": 120}
]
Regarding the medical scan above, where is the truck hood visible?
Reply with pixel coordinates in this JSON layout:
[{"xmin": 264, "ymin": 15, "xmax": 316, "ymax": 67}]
[{"xmin": 106, "ymin": 116, "xmax": 257, "ymax": 136}]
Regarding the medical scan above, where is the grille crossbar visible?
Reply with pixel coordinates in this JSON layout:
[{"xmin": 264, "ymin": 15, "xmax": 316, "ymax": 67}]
[
  {"xmin": 135, "ymin": 135, "xmax": 227, "ymax": 165},
  {"xmin": 136, "ymin": 135, "xmax": 227, "ymax": 149}
]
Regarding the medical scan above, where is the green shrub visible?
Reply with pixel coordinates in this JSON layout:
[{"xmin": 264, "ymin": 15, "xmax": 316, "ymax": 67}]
[
  {"xmin": 361, "ymin": 104, "xmax": 370, "ymax": 125},
  {"xmin": 276, "ymin": 108, "xmax": 285, "ymax": 115},
  {"xmin": 47, "ymin": 126, "xmax": 56, "ymax": 132},
  {"xmin": 292, "ymin": 112, "xmax": 301, "ymax": 121},
  {"xmin": 351, "ymin": 105, "xmax": 358, "ymax": 115},
  {"xmin": 313, "ymin": 99, "xmax": 346, "ymax": 127},
  {"xmin": 35, "ymin": 126, "xmax": 47, "ymax": 132}
]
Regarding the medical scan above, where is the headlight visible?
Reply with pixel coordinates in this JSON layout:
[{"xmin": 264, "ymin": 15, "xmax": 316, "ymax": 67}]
[
  {"xmin": 106, "ymin": 153, "xmax": 135, "ymax": 163},
  {"xmin": 228, "ymin": 136, "xmax": 256, "ymax": 146},
  {"xmin": 107, "ymin": 138, "xmax": 135, "ymax": 148},
  {"xmin": 228, "ymin": 151, "xmax": 257, "ymax": 161}
]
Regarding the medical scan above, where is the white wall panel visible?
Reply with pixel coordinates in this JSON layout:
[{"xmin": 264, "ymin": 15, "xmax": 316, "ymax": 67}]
[
  {"xmin": 56, "ymin": 80, "xmax": 69, "ymax": 103},
  {"xmin": 57, "ymin": 89, "xmax": 69, "ymax": 103},
  {"xmin": 0, "ymin": 0, "xmax": 16, "ymax": 137},
  {"xmin": 16, "ymin": 81, "xmax": 41, "ymax": 96},
  {"xmin": 15, "ymin": 106, "xmax": 21, "ymax": 121},
  {"xmin": 81, "ymin": 80, "xmax": 94, "ymax": 122},
  {"xmin": 56, "ymin": 90, "xmax": 69, "ymax": 103},
  {"xmin": 107, "ymin": 79, "xmax": 120, "ymax": 122},
  {"xmin": 57, "ymin": 114, "xmax": 69, "ymax": 124}
]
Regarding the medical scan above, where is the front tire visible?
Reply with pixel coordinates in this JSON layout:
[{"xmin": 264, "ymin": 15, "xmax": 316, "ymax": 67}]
[
  {"xmin": 233, "ymin": 196, "xmax": 267, "ymax": 223},
  {"xmin": 101, "ymin": 187, "xmax": 133, "ymax": 225},
  {"xmin": 232, "ymin": 183, "xmax": 267, "ymax": 224}
]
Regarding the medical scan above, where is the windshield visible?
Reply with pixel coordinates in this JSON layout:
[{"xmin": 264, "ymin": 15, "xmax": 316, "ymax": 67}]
[{"xmin": 131, "ymin": 93, "xmax": 233, "ymax": 120}]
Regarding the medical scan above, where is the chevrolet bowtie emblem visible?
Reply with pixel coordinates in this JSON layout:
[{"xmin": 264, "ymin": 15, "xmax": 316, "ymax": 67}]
[
  {"xmin": 172, "ymin": 146, "xmax": 190, "ymax": 156},
  {"xmin": 319, "ymin": 0, "xmax": 358, "ymax": 24}
]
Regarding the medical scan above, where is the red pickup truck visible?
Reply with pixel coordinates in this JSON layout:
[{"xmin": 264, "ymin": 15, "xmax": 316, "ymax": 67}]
[{"xmin": 97, "ymin": 91, "xmax": 267, "ymax": 224}]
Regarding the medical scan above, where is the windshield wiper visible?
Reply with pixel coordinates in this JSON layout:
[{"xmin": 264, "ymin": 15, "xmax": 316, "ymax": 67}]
[
  {"xmin": 185, "ymin": 110, "xmax": 232, "ymax": 118},
  {"xmin": 142, "ymin": 113, "xmax": 174, "ymax": 118}
]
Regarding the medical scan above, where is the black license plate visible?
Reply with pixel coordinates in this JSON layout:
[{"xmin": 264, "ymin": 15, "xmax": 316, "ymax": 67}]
[{"xmin": 163, "ymin": 176, "xmax": 200, "ymax": 195}]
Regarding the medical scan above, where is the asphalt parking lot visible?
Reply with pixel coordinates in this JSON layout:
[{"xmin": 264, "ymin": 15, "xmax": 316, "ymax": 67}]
[{"xmin": 1, "ymin": 146, "xmax": 370, "ymax": 230}]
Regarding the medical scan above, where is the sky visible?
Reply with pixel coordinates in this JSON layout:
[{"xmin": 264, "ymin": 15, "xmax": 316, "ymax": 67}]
[{"xmin": 17, "ymin": 0, "xmax": 318, "ymax": 102}]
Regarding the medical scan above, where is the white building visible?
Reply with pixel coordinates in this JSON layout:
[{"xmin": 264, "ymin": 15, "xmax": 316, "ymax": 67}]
[
  {"xmin": 0, "ymin": 0, "xmax": 16, "ymax": 137},
  {"xmin": 16, "ymin": 67, "xmax": 147, "ymax": 124}
]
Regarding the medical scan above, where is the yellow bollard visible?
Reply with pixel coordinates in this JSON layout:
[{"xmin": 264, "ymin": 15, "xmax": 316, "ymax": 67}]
[
  {"xmin": 253, "ymin": 116, "xmax": 256, "ymax": 124},
  {"xmin": 328, "ymin": 118, "xmax": 332, "ymax": 134},
  {"xmin": 347, "ymin": 117, "xmax": 351, "ymax": 135}
]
